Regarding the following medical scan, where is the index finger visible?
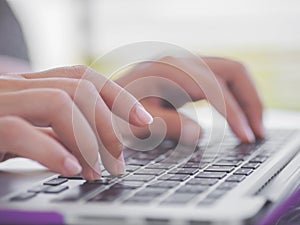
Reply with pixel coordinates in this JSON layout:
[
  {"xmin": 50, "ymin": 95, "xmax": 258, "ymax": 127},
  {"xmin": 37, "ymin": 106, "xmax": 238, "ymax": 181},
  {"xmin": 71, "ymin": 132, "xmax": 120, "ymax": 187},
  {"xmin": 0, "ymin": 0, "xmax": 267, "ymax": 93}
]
[{"xmin": 21, "ymin": 66, "xmax": 153, "ymax": 126}]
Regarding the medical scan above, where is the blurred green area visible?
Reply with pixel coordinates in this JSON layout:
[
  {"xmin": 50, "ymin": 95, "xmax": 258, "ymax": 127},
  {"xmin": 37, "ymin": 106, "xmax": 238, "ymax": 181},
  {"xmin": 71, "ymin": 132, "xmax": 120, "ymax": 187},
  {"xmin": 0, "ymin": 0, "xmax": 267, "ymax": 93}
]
[
  {"xmin": 207, "ymin": 48, "xmax": 300, "ymax": 110},
  {"xmin": 88, "ymin": 48, "xmax": 300, "ymax": 110}
]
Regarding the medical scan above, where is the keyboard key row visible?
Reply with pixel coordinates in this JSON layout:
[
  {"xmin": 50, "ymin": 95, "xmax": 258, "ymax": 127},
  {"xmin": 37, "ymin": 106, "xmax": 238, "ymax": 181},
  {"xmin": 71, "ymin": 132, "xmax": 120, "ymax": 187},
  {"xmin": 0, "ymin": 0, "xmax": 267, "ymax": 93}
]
[
  {"xmin": 54, "ymin": 183, "xmax": 106, "ymax": 202},
  {"xmin": 134, "ymin": 168, "xmax": 164, "ymax": 176}
]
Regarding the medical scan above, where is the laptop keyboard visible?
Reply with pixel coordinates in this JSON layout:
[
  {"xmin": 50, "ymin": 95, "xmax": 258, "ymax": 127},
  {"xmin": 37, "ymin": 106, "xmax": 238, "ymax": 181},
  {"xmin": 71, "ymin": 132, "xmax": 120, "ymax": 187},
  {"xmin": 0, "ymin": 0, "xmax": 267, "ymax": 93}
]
[{"xmin": 9, "ymin": 129, "xmax": 296, "ymax": 206}]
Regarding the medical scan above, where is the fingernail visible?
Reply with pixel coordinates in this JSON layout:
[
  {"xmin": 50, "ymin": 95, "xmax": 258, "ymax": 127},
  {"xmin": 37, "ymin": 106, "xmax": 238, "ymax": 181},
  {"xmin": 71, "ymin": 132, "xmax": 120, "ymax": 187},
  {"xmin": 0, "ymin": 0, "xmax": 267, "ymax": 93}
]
[
  {"xmin": 93, "ymin": 159, "xmax": 101, "ymax": 179},
  {"xmin": 64, "ymin": 158, "xmax": 82, "ymax": 175},
  {"xmin": 117, "ymin": 154, "xmax": 126, "ymax": 174},
  {"xmin": 81, "ymin": 169, "xmax": 95, "ymax": 181},
  {"xmin": 181, "ymin": 122, "xmax": 201, "ymax": 146},
  {"xmin": 135, "ymin": 104, "xmax": 153, "ymax": 125}
]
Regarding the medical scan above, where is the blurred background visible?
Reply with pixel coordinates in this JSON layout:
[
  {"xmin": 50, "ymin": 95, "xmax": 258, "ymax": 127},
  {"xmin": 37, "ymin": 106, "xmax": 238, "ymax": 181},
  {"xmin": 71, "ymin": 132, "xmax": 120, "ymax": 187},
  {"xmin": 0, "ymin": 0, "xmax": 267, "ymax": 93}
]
[{"xmin": 7, "ymin": 0, "xmax": 300, "ymax": 109}]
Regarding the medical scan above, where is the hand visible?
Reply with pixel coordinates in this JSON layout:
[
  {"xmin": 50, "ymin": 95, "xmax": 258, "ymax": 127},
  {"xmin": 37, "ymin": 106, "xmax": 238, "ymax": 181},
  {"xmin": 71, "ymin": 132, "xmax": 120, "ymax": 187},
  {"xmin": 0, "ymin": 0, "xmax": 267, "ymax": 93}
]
[
  {"xmin": 0, "ymin": 65, "xmax": 153, "ymax": 180},
  {"xmin": 116, "ymin": 56, "xmax": 264, "ymax": 145}
]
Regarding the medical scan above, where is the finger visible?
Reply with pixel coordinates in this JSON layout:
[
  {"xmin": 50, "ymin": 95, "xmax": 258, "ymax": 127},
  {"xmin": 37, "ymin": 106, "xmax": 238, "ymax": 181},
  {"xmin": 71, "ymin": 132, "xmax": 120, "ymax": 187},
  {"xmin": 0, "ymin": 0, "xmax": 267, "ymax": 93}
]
[
  {"xmin": 36, "ymin": 127, "xmax": 61, "ymax": 143},
  {"xmin": 72, "ymin": 79, "xmax": 126, "ymax": 175},
  {"xmin": 215, "ymin": 79, "xmax": 256, "ymax": 143},
  {"xmin": 20, "ymin": 66, "xmax": 153, "ymax": 126},
  {"xmin": 177, "ymin": 57, "xmax": 255, "ymax": 142},
  {"xmin": 120, "ymin": 57, "xmax": 256, "ymax": 142},
  {"xmin": 36, "ymin": 126, "xmax": 112, "ymax": 178},
  {"xmin": 132, "ymin": 102, "xmax": 202, "ymax": 147},
  {"xmin": 0, "ymin": 116, "xmax": 82, "ymax": 176},
  {"xmin": 0, "ymin": 89, "xmax": 100, "ymax": 180},
  {"xmin": 2, "ymin": 77, "xmax": 132, "ymax": 175},
  {"xmin": 203, "ymin": 57, "xmax": 264, "ymax": 138}
]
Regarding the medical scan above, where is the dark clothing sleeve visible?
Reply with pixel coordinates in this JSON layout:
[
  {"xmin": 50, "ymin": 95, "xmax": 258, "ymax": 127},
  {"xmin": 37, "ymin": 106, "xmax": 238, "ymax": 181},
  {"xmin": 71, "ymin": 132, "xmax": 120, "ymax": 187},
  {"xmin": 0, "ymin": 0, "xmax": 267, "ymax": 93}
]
[{"xmin": 0, "ymin": 0, "xmax": 29, "ymax": 62}]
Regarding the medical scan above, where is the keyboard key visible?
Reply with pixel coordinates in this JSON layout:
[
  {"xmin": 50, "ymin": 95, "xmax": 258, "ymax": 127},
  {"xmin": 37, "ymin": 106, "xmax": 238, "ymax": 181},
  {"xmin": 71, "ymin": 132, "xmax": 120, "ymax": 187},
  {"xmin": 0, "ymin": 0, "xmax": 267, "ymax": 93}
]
[
  {"xmin": 111, "ymin": 181, "xmax": 144, "ymax": 189},
  {"xmin": 135, "ymin": 188, "xmax": 165, "ymax": 197},
  {"xmin": 216, "ymin": 182, "xmax": 238, "ymax": 190},
  {"xmin": 186, "ymin": 178, "xmax": 219, "ymax": 186},
  {"xmin": 157, "ymin": 159, "xmax": 179, "ymax": 164},
  {"xmin": 181, "ymin": 162, "xmax": 208, "ymax": 169},
  {"xmin": 176, "ymin": 186, "xmax": 207, "ymax": 194},
  {"xmin": 235, "ymin": 143, "xmax": 257, "ymax": 154},
  {"xmin": 197, "ymin": 198, "xmax": 215, "ymax": 206},
  {"xmin": 195, "ymin": 172, "xmax": 227, "ymax": 179},
  {"xmin": 28, "ymin": 185, "xmax": 50, "ymax": 193},
  {"xmin": 58, "ymin": 174, "xmax": 83, "ymax": 180},
  {"xmin": 44, "ymin": 185, "xmax": 68, "ymax": 194},
  {"xmin": 168, "ymin": 168, "xmax": 199, "ymax": 175},
  {"xmin": 242, "ymin": 162, "xmax": 260, "ymax": 169},
  {"xmin": 127, "ymin": 159, "xmax": 151, "ymax": 166},
  {"xmin": 134, "ymin": 169, "xmax": 164, "ymax": 176},
  {"xmin": 124, "ymin": 174, "xmax": 155, "ymax": 182},
  {"xmin": 123, "ymin": 195, "xmax": 154, "ymax": 204},
  {"xmin": 125, "ymin": 165, "xmax": 140, "ymax": 172},
  {"xmin": 204, "ymin": 165, "xmax": 235, "ymax": 173},
  {"xmin": 44, "ymin": 178, "xmax": 68, "ymax": 186},
  {"xmin": 214, "ymin": 160, "xmax": 242, "ymax": 167},
  {"xmin": 161, "ymin": 193, "xmax": 196, "ymax": 204},
  {"xmin": 53, "ymin": 183, "xmax": 104, "ymax": 201},
  {"xmin": 86, "ymin": 177, "xmax": 116, "ymax": 185},
  {"xmin": 10, "ymin": 192, "xmax": 37, "ymax": 201},
  {"xmin": 145, "ymin": 163, "xmax": 174, "ymax": 169},
  {"xmin": 221, "ymin": 156, "xmax": 246, "ymax": 161},
  {"xmin": 249, "ymin": 156, "xmax": 268, "ymax": 163},
  {"xmin": 206, "ymin": 189, "xmax": 226, "ymax": 199},
  {"xmin": 226, "ymin": 175, "xmax": 246, "ymax": 182},
  {"xmin": 198, "ymin": 158, "xmax": 216, "ymax": 163},
  {"xmin": 148, "ymin": 181, "xmax": 180, "ymax": 188},
  {"xmin": 89, "ymin": 188, "xmax": 131, "ymax": 202},
  {"xmin": 234, "ymin": 168, "xmax": 253, "ymax": 176},
  {"xmin": 158, "ymin": 174, "xmax": 189, "ymax": 182},
  {"xmin": 101, "ymin": 170, "xmax": 129, "ymax": 178}
]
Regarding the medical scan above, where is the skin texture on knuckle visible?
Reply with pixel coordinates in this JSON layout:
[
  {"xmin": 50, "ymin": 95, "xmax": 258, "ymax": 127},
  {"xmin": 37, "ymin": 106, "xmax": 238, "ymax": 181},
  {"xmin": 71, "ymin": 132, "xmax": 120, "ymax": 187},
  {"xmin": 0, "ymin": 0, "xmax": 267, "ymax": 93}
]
[
  {"xmin": 66, "ymin": 65, "xmax": 108, "ymax": 92},
  {"xmin": 50, "ymin": 65, "xmax": 91, "ymax": 80},
  {"xmin": 43, "ymin": 89, "xmax": 73, "ymax": 118},
  {"xmin": 77, "ymin": 79, "xmax": 99, "ymax": 97},
  {"xmin": 67, "ymin": 65, "xmax": 90, "ymax": 78},
  {"xmin": 67, "ymin": 65, "xmax": 105, "ymax": 83},
  {"xmin": 66, "ymin": 78, "xmax": 99, "ymax": 99}
]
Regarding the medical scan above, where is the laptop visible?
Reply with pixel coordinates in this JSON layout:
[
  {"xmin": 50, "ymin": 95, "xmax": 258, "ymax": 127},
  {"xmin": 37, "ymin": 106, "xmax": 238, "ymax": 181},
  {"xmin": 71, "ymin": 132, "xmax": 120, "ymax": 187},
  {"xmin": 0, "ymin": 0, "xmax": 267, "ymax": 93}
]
[{"xmin": 1, "ymin": 108, "xmax": 300, "ymax": 225}]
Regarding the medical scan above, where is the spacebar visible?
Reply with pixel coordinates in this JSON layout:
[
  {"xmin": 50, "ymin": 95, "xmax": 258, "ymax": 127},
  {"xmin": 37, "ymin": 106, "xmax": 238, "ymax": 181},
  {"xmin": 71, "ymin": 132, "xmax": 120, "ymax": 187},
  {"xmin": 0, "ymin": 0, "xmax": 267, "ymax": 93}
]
[{"xmin": 53, "ymin": 183, "xmax": 105, "ymax": 202}]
